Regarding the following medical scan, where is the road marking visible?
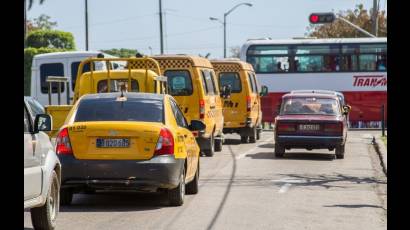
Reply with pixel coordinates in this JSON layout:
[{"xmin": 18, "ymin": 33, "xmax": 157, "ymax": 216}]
[
  {"xmin": 278, "ymin": 183, "xmax": 292, "ymax": 193},
  {"xmin": 235, "ymin": 137, "xmax": 274, "ymax": 160}
]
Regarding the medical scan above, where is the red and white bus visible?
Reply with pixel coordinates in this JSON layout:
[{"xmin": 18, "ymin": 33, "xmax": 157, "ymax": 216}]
[{"xmin": 240, "ymin": 37, "xmax": 387, "ymax": 128}]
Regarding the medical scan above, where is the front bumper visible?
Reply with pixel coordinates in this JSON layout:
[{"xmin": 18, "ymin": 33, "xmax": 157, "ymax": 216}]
[
  {"xmin": 276, "ymin": 135, "xmax": 344, "ymax": 149},
  {"xmin": 59, "ymin": 155, "xmax": 184, "ymax": 191}
]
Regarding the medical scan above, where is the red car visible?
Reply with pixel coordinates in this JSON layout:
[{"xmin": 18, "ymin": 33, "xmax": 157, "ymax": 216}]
[{"xmin": 274, "ymin": 92, "xmax": 349, "ymax": 159}]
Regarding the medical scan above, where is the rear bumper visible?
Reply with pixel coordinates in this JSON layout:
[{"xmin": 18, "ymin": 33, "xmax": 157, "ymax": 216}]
[
  {"xmin": 59, "ymin": 155, "xmax": 184, "ymax": 191},
  {"xmin": 276, "ymin": 135, "xmax": 344, "ymax": 149}
]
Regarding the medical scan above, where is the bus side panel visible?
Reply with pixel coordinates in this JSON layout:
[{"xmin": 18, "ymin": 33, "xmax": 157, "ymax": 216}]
[
  {"xmin": 343, "ymin": 91, "xmax": 387, "ymax": 123},
  {"xmin": 261, "ymin": 92, "xmax": 286, "ymax": 123}
]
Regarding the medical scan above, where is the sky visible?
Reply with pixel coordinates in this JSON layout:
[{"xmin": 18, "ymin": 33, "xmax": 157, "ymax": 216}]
[{"xmin": 27, "ymin": 0, "xmax": 387, "ymax": 58}]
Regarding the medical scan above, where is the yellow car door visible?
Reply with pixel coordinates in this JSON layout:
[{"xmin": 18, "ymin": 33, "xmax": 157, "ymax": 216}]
[{"xmin": 168, "ymin": 98, "xmax": 198, "ymax": 179}]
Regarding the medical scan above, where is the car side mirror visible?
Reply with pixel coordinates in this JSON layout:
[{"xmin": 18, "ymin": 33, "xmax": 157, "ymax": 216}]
[
  {"xmin": 260, "ymin": 85, "xmax": 268, "ymax": 96},
  {"xmin": 189, "ymin": 120, "xmax": 206, "ymax": 131},
  {"xmin": 342, "ymin": 105, "xmax": 351, "ymax": 115},
  {"xmin": 34, "ymin": 114, "xmax": 52, "ymax": 133},
  {"xmin": 220, "ymin": 85, "xmax": 232, "ymax": 99}
]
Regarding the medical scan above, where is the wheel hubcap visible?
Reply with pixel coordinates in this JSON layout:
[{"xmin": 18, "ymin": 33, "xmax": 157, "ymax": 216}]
[{"xmin": 48, "ymin": 180, "xmax": 59, "ymax": 221}]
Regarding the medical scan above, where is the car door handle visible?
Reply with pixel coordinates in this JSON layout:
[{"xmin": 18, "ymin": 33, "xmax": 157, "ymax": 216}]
[{"xmin": 210, "ymin": 105, "xmax": 216, "ymax": 109}]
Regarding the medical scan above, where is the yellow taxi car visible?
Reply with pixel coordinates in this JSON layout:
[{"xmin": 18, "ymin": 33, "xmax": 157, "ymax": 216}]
[
  {"xmin": 211, "ymin": 59, "xmax": 267, "ymax": 143},
  {"xmin": 149, "ymin": 55, "xmax": 224, "ymax": 157},
  {"xmin": 55, "ymin": 92, "xmax": 205, "ymax": 206}
]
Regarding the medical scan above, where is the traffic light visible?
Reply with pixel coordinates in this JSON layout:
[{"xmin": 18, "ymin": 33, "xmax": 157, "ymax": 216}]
[{"xmin": 309, "ymin": 13, "xmax": 336, "ymax": 24}]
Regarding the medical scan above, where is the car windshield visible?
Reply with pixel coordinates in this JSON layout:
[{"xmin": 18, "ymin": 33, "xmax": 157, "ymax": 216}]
[
  {"xmin": 280, "ymin": 97, "xmax": 340, "ymax": 115},
  {"xmin": 75, "ymin": 97, "xmax": 163, "ymax": 122}
]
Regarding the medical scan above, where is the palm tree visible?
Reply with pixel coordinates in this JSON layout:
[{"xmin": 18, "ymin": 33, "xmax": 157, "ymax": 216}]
[{"xmin": 28, "ymin": 0, "xmax": 46, "ymax": 10}]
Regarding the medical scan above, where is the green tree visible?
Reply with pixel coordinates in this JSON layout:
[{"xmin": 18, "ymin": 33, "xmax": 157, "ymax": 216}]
[
  {"xmin": 229, "ymin": 46, "xmax": 240, "ymax": 58},
  {"xmin": 26, "ymin": 30, "xmax": 76, "ymax": 50},
  {"xmin": 101, "ymin": 48, "xmax": 140, "ymax": 58},
  {"xmin": 306, "ymin": 4, "xmax": 387, "ymax": 38},
  {"xmin": 28, "ymin": 14, "xmax": 57, "ymax": 32}
]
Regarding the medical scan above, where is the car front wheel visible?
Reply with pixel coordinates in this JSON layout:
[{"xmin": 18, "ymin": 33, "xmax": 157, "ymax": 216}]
[
  {"xmin": 31, "ymin": 170, "xmax": 59, "ymax": 230},
  {"xmin": 186, "ymin": 162, "xmax": 199, "ymax": 194}
]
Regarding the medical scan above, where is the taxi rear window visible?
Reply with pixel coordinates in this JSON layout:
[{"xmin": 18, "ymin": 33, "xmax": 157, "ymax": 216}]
[
  {"xmin": 75, "ymin": 98, "xmax": 163, "ymax": 123},
  {"xmin": 219, "ymin": 72, "xmax": 241, "ymax": 93},
  {"xmin": 164, "ymin": 70, "xmax": 193, "ymax": 96}
]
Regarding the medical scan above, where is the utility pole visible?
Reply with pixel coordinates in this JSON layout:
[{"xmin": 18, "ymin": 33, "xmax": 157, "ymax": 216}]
[
  {"xmin": 372, "ymin": 0, "xmax": 379, "ymax": 37},
  {"xmin": 159, "ymin": 0, "xmax": 164, "ymax": 54},
  {"xmin": 223, "ymin": 14, "xmax": 227, "ymax": 58},
  {"xmin": 85, "ymin": 0, "xmax": 89, "ymax": 51}
]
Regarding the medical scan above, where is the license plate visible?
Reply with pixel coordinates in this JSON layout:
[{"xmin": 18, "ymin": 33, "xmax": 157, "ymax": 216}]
[
  {"xmin": 96, "ymin": 138, "xmax": 130, "ymax": 148},
  {"xmin": 299, "ymin": 124, "xmax": 320, "ymax": 131}
]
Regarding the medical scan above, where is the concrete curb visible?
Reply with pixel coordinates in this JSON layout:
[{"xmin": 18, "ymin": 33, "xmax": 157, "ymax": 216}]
[{"xmin": 372, "ymin": 135, "xmax": 387, "ymax": 175}]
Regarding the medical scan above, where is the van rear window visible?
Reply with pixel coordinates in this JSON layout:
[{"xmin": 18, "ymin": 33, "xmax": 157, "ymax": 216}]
[
  {"xmin": 97, "ymin": 79, "xmax": 139, "ymax": 93},
  {"xmin": 75, "ymin": 98, "xmax": 163, "ymax": 122},
  {"xmin": 40, "ymin": 63, "xmax": 65, "ymax": 94},
  {"xmin": 164, "ymin": 70, "xmax": 193, "ymax": 96},
  {"xmin": 219, "ymin": 72, "xmax": 241, "ymax": 93}
]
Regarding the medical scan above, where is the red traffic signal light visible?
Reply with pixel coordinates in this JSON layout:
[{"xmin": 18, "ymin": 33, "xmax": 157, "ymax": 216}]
[{"xmin": 309, "ymin": 13, "xmax": 336, "ymax": 24}]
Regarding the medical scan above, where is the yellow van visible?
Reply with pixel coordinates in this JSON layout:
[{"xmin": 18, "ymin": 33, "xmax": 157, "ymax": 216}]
[
  {"xmin": 211, "ymin": 59, "xmax": 266, "ymax": 143},
  {"xmin": 147, "ymin": 55, "xmax": 224, "ymax": 157},
  {"xmin": 46, "ymin": 57, "xmax": 165, "ymax": 137}
]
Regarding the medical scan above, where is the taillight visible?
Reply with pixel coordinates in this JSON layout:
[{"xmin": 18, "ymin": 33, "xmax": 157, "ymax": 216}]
[
  {"xmin": 154, "ymin": 128, "xmax": 174, "ymax": 155},
  {"xmin": 324, "ymin": 123, "xmax": 343, "ymax": 134},
  {"xmin": 246, "ymin": 96, "xmax": 251, "ymax": 112},
  {"xmin": 199, "ymin": 99, "xmax": 205, "ymax": 119},
  {"xmin": 56, "ymin": 128, "xmax": 73, "ymax": 155},
  {"xmin": 277, "ymin": 123, "xmax": 296, "ymax": 132}
]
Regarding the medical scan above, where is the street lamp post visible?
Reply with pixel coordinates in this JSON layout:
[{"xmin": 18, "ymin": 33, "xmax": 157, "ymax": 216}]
[{"xmin": 210, "ymin": 3, "xmax": 252, "ymax": 58}]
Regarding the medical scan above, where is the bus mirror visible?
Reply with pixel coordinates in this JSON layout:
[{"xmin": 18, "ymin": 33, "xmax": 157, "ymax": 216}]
[{"xmin": 260, "ymin": 85, "xmax": 268, "ymax": 96}]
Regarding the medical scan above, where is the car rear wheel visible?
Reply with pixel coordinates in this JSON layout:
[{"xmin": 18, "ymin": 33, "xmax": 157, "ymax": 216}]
[
  {"xmin": 168, "ymin": 167, "xmax": 185, "ymax": 206},
  {"xmin": 335, "ymin": 144, "xmax": 345, "ymax": 159},
  {"xmin": 186, "ymin": 162, "xmax": 199, "ymax": 195},
  {"xmin": 204, "ymin": 133, "xmax": 215, "ymax": 157},
  {"xmin": 60, "ymin": 188, "xmax": 73, "ymax": 206},
  {"xmin": 274, "ymin": 143, "xmax": 285, "ymax": 157},
  {"xmin": 249, "ymin": 127, "xmax": 257, "ymax": 143},
  {"xmin": 31, "ymin": 170, "xmax": 59, "ymax": 230}
]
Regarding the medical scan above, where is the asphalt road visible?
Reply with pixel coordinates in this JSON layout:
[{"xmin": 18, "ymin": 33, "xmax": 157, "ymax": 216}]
[{"xmin": 24, "ymin": 130, "xmax": 387, "ymax": 230}]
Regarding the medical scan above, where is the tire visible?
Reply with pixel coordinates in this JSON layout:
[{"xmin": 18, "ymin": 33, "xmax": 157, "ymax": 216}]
[
  {"xmin": 274, "ymin": 143, "xmax": 285, "ymax": 157},
  {"xmin": 204, "ymin": 133, "xmax": 215, "ymax": 157},
  {"xmin": 335, "ymin": 144, "xmax": 345, "ymax": 159},
  {"xmin": 60, "ymin": 188, "xmax": 73, "ymax": 206},
  {"xmin": 249, "ymin": 127, "xmax": 257, "ymax": 143},
  {"xmin": 256, "ymin": 129, "xmax": 261, "ymax": 140},
  {"xmin": 186, "ymin": 162, "xmax": 199, "ymax": 195},
  {"xmin": 240, "ymin": 135, "xmax": 249, "ymax": 143},
  {"xmin": 168, "ymin": 167, "xmax": 185, "ymax": 206},
  {"xmin": 214, "ymin": 136, "xmax": 223, "ymax": 152},
  {"xmin": 31, "ymin": 171, "xmax": 59, "ymax": 230}
]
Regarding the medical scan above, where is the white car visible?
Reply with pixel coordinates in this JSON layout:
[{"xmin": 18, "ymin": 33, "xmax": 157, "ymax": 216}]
[{"xmin": 24, "ymin": 97, "xmax": 61, "ymax": 230}]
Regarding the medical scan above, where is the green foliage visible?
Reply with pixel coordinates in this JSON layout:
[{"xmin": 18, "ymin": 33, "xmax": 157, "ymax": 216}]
[
  {"xmin": 100, "ymin": 48, "xmax": 140, "ymax": 58},
  {"xmin": 24, "ymin": 47, "xmax": 66, "ymax": 95},
  {"xmin": 28, "ymin": 14, "xmax": 57, "ymax": 32},
  {"xmin": 306, "ymin": 4, "xmax": 387, "ymax": 38},
  {"xmin": 27, "ymin": 30, "xmax": 76, "ymax": 50}
]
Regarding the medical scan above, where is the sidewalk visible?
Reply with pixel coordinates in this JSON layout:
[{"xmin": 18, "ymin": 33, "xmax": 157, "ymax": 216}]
[{"xmin": 373, "ymin": 134, "xmax": 387, "ymax": 174}]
